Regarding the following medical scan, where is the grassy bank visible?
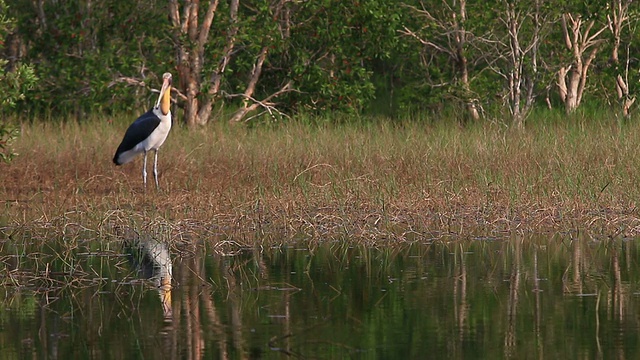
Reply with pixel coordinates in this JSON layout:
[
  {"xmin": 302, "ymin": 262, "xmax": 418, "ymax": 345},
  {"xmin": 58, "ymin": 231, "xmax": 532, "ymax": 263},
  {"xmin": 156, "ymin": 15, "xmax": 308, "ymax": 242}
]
[{"xmin": 2, "ymin": 112, "xmax": 640, "ymax": 243}]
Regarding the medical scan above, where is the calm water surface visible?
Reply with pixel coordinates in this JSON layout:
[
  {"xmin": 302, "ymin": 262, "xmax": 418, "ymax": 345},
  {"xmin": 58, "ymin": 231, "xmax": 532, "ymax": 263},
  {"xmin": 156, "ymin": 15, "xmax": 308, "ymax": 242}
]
[{"xmin": 1, "ymin": 234, "xmax": 640, "ymax": 359}]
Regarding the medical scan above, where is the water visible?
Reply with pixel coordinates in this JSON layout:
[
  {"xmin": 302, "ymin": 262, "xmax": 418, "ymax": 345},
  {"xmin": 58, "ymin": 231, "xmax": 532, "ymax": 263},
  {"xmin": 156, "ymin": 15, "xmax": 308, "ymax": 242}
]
[{"xmin": 1, "ymin": 234, "xmax": 640, "ymax": 359}]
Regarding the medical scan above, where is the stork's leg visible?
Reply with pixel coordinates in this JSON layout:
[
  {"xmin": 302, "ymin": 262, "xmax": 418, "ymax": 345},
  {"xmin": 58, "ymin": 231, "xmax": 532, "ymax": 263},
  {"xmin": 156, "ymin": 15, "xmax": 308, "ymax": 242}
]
[
  {"xmin": 153, "ymin": 149, "xmax": 160, "ymax": 189},
  {"xmin": 142, "ymin": 150, "xmax": 148, "ymax": 188}
]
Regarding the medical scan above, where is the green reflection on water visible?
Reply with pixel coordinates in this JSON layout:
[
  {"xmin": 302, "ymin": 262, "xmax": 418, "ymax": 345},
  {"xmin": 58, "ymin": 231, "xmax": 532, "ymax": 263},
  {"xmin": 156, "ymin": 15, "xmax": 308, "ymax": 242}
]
[{"xmin": 1, "ymin": 234, "xmax": 640, "ymax": 359}]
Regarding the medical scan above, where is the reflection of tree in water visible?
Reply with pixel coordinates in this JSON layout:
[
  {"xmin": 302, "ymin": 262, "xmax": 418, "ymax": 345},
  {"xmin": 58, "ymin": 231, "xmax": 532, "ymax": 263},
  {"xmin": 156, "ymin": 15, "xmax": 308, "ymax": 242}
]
[
  {"xmin": 167, "ymin": 241, "xmax": 267, "ymax": 360},
  {"xmin": 431, "ymin": 235, "xmax": 640, "ymax": 360},
  {"xmin": 4, "ymin": 233, "xmax": 640, "ymax": 358},
  {"xmin": 453, "ymin": 242, "xmax": 469, "ymax": 357},
  {"xmin": 504, "ymin": 236, "xmax": 522, "ymax": 359}
]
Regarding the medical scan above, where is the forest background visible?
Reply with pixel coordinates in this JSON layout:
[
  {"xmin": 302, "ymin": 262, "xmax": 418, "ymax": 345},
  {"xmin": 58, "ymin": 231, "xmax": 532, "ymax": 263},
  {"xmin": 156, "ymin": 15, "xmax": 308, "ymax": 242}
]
[{"xmin": 1, "ymin": 0, "xmax": 638, "ymax": 130}]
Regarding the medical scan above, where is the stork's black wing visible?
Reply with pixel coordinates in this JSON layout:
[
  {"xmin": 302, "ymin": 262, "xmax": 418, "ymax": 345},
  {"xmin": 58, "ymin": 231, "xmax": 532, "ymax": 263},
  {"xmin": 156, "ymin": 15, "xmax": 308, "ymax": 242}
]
[{"xmin": 113, "ymin": 109, "xmax": 161, "ymax": 160}]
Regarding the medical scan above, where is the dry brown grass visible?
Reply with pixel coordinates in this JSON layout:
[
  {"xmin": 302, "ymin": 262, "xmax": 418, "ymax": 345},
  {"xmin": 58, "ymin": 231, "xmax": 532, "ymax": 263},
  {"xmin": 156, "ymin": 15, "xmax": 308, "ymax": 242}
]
[{"xmin": 3, "ymin": 114, "xmax": 640, "ymax": 244}]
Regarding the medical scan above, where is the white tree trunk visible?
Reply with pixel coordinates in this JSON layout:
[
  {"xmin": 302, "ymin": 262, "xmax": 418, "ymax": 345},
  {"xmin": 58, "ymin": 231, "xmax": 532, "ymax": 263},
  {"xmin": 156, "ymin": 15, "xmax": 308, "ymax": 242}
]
[
  {"xmin": 608, "ymin": 0, "xmax": 635, "ymax": 118},
  {"xmin": 557, "ymin": 13, "xmax": 606, "ymax": 114}
]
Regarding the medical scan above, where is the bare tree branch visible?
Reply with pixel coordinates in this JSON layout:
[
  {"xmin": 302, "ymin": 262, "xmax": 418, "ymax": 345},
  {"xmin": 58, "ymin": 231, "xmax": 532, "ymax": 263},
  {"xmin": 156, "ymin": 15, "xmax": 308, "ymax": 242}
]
[
  {"xmin": 226, "ymin": 80, "xmax": 295, "ymax": 122},
  {"xmin": 401, "ymin": 0, "xmax": 480, "ymax": 120},
  {"xmin": 108, "ymin": 76, "xmax": 187, "ymax": 102}
]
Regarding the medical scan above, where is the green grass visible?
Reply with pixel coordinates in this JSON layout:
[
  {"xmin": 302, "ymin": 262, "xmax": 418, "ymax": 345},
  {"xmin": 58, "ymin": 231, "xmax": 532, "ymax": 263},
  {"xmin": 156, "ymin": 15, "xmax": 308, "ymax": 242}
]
[{"xmin": 2, "ymin": 110, "xmax": 640, "ymax": 244}]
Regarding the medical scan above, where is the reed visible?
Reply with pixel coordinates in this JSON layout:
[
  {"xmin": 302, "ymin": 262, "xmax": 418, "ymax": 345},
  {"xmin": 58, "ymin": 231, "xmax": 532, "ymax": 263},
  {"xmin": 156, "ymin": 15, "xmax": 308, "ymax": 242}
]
[{"xmin": 2, "ymin": 110, "xmax": 640, "ymax": 243}]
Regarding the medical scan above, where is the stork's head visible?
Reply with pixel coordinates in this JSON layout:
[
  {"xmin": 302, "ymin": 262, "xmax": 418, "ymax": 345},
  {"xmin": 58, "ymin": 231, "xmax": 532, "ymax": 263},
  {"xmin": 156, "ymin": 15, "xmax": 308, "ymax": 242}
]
[{"xmin": 155, "ymin": 72, "xmax": 173, "ymax": 115}]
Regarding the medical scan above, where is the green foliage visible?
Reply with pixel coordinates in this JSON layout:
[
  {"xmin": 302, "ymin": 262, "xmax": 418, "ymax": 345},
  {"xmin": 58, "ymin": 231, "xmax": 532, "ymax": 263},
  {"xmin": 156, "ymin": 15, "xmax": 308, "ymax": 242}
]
[
  {"xmin": 234, "ymin": 0, "xmax": 403, "ymax": 115},
  {"xmin": 0, "ymin": 0, "xmax": 37, "ymax": 109},
  {"xmin": 0, "ymin": 61, "xmax": 37, "ymax": 108},
  {"xmin": 0, "ymin": 0, "xmax": 37, "ymax": 162},
  {"xmin": 8, "ymin": 0, "xmax": 169, "ymax": 117},
  {"xmin": 1, "ymin": 0, "xmax": 640, "ymax": 123},
  {"xmin": 0, "ymin": 123, "xmax": 19, "ymax": 163}
]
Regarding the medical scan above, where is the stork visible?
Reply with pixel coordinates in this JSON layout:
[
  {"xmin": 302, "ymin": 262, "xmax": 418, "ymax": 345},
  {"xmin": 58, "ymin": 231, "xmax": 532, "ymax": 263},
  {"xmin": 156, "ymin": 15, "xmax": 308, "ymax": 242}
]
[{"xmin": 113, "ymin": 73, "xmax": 173, "ymax": 189}]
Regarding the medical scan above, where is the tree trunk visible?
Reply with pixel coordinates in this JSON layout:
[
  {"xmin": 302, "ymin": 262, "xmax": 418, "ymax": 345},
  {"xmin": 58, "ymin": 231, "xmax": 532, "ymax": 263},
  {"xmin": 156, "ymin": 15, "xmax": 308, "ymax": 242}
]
[
  {"xmin": 169, "ymin": 0, "xmax": 231, "ymax": 127},
  {"xmin": 557, "ymin": 13, "xmax": 606, "ymax": 114},
  {"xmin": 558, "ymin": 65, "xmax": 582, "ymax": 114},
  {"xmin": 493, "ymin": 0, "xmax": 543, "ymax": 128},
  {"xmin": 400, "ymin": 0, "xmax": 481, "ymax": 121},
  {"xmin": 228, "ymin": 0, "xmax": 294, "ymax": 123},
  {"xmin": 608, "ymin": 0, "xmax": 635, "ymax": 118},
  {"xmin": 455, "ymin": 0, "xmax": 480, "ymax": 121}
]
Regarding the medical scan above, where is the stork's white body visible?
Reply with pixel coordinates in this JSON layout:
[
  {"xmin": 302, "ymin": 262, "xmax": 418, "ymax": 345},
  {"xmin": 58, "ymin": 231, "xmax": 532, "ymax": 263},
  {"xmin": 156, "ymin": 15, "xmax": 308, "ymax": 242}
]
[
  {"xmin": 113, "ymin": 73, "xmax": 173, "ymax": 189},
  {"xmin": 114, "ymin": 108, "xmax": 172, "ymax": 165}
]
